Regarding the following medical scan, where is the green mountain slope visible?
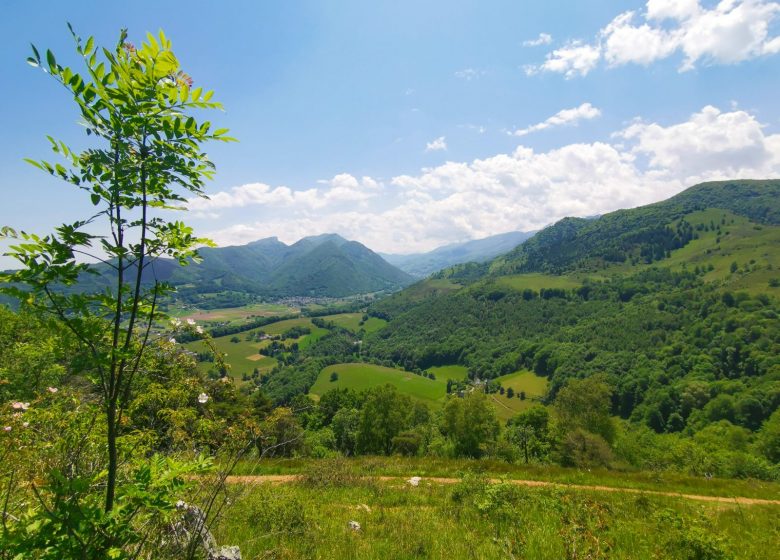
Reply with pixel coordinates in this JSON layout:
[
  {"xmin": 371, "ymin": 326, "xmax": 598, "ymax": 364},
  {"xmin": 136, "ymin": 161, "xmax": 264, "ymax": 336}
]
[
  {"xmin": 493, "ymin": 180, "xmax": 780, "ymax": 275},
  {"xmin": 34, "ymin": 234, "xmax": 414, "ymax": 302},
  {"xmin": 361, "ymin": 180, "xmax": 780, "ymax": 441}
]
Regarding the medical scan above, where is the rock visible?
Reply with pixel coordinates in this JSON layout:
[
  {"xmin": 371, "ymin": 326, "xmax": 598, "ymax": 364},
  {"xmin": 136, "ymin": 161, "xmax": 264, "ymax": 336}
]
[{"xmin": 211, "ymin": 546, "xmax": 242, "ymax": 560}]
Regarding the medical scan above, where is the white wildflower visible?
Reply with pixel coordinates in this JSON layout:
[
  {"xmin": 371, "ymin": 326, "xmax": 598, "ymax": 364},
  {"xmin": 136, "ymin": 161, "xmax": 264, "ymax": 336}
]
[
  {"xmin": 408, "ymin": 476, "xmax": 421, "ymax": 487},
  {"xmin": 196, "ymin": 326, "xmax": 204, "ymax": 334},
  {"xmin": 197, "ymin": 393, "xmax": 209, "ymax": 404},
  {"xmin": 186, "ymin": 318, "xmax": 196, "ymax": 326},
  {"xmin": 169, "ymin": 338, "xmax": 177, "ymax": 345},
  {"xmin": 348, "ymin": 520, "xmax": 361, "ymax": 531},
  {"xmin": 47, "ymin": 387, "xmax": 58, "ymax": 393},
  {"xmin": 11, "ymin": 402, "xmax": 30, "ymax": 411}
]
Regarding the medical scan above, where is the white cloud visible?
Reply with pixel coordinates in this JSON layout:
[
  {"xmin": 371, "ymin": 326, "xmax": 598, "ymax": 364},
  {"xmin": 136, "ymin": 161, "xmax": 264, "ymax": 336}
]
[
  {"xmin": 425, "ymin": 136, "xmax": 448, "ymax": 152},
  {"xmin": 454, "ymin": 68, "xmax": 484, "ymax": 80},
  {"xmin": 529, "ymin": 0, "xmax": 780, "ymax": 77},
  {"xmin": 601, "ymin": 11, "xmax": 681, "ymax": 66},
  {"xmin": 512, "ymin": 102, "xmax": 602, "ymax": 136},
  {"xmin": 186, "ymin": 173, "xmax": 379, "ymax": 214},
  {"xmin": 530, "ymin": 40, "xmax": 601, "ymax": 78},
  {"xmin": 192, "ymin": 106, "xmax": 780, "ymax": 254},
  {"xmin": 618, "ymin": 105, "xmax": 778, "ymax": 176},
  {"xmin": 523, "ymin": 33, "xmax": 553, "ymax": 47}
]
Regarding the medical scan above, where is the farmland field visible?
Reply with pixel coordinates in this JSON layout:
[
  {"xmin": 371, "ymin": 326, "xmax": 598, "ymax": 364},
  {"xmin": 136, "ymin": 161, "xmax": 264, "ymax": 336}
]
[
  {"xmin": 320, "ymin": 313, "xmax": 387, "ymax": 334},
  {"xmin": 185, "ymin": 317, "xmax": 328, "ymax": 380},
  {"xmin": 490, "ymin": 370, "xmax": 549, "ymax": 421},
  {"xmin": 171, "ymin": 302, "xmax": 297, "ymax": 324},
  {"xmin": 310, "ymin": 363, "xmax": 448, "ymax": 406}
]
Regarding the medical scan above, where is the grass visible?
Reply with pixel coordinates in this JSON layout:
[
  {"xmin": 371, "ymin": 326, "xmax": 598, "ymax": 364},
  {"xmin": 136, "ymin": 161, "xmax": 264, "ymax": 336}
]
[
  {"xmin": 426, "ymin": 364, "xmax": 468, "ymax": 379},
  {"xmin": 311, "ymin": 362, "xmax": 546, "ymax": 420},
  {"xmin": 310, "ymin": 363, "xmax": 448, "ymax": 406},
  {"xmin": 609, "ymin": 209, "xmax": 780, "ymax": 294},
  {"xmin": 212, "ymin": 460, "xmax": 780, "ymax": 560},
  {"xmin": 228, "ymin": 456, "xmax": 780, "ymax": 501},
  {"xmin": 320, "ymin": 313, "xmax": 388, "ymax": 334},
  {"xmin": 490, "ymin": 370, "xmax": 549, "ymax": 421}
]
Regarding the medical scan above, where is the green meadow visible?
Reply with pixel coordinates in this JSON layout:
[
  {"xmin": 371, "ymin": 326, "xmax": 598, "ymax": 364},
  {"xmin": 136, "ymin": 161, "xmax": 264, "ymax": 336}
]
[
  {"xmin": 321, "ymin": 312, "xmax": 388, "ymax": 334},
  {"xmin": 310, "ymin": 363, "xmax": 448, "ymax": 406},
  {"xmin": 213, "ymin": 464, "xmax": 780, "ymax": 560},
  {"xmin": 490, "ymin": 370, "xmax": 549, "ymax": 421}
]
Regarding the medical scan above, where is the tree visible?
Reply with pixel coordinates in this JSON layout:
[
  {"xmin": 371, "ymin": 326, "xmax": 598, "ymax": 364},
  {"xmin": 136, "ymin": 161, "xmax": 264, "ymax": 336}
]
[
  {"xmin": 330, "ymin": 371, "xmax": 339, "ymax": 382},
  {"xmin": 554, "ymin": 375, "xmax": 616, "ymax": 444},
  {"xmin": 357, "ymin": 385, "xmax": 412, "ymax": 454},
  {"xmin": 506, "ymin": 387, "xmax": 515, "ymax": 399},
  {"xmin": 1, "ymin": 27, "xmax": 233, "ymax": 512},
  {"xmin": 442, "ymin": 391, "xmax": 500, "ymax": 458}
]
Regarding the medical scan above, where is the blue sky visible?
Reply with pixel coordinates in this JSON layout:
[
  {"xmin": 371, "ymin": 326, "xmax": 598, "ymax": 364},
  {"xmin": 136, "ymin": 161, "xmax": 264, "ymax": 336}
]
[{"xmin": 2, "ymin": 0, "xmax": 780, "ymax": 265}]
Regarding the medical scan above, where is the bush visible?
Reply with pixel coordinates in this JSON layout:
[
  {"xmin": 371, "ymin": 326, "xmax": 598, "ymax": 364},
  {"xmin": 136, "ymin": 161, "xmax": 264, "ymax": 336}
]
[{"xmin": 559, "ymin": 429, "xmax": 613, "ymax": 468}]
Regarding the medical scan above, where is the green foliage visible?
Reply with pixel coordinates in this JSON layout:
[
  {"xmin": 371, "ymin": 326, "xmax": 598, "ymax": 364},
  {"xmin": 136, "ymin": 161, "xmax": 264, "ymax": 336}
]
[{"xmin": 441, "ymin": 391, "xmax": 500, "ymax": 458}]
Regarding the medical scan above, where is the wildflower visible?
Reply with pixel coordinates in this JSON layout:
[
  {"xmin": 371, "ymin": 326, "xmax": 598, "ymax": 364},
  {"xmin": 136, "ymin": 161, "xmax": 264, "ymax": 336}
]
[
  {"xmin": 47, "ymin": 387, "xmax": 58, "ymax": 393},
  {"xmin": 186, "ymin": 318, "xmax": 196, "ymax": 326},
  {"xmin": 197, "ymin": 393, "xmax": 209, "ymax": 404},
  {"xmin": 3, "ymin": 426, "xmax": 10, "ymax": 432},
  {"xmin": 123, "ymin": 42, "xmax": 136, "ymax": 53},
  {"xmin": 348, "ymin": 520, "xmax": 361, "ymax": 531},
  {"xmin": 170, "ymin": 318, "xmax": 182, "ymax": 328},
  {"xmin": 220, "ymin": 376, "xmax": 231, "ymax": 383},
  {"xmin": 11, "ymin": 402, "xmax": 30, "ymax": 411},
  {"xmin": 169, "ymin": 338, "xmax": 177, "ymax": 345},
  {"xmin": 408, "ymin": 476, "xmax": 421, "ymax": 487},
  {"xmin": 196, "ymin": 326, "xmax": 204, "ymax": 335},
  {"xmin": 22, "ymin": 422, "xmax": 29, "ymax": 428}
]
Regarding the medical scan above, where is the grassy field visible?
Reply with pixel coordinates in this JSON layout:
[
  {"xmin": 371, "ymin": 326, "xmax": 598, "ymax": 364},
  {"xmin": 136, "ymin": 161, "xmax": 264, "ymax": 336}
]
[
  {"xmin": 312, "ymin": 363, "xmax": 547, "ymax": 420},
  {"xmin": 185, "ymin": 317, "xmax": 328, "ymax": 380},
  {"xmin": 310, "ymin": 363, "xmax": 448, "ymax": 406},
  {"xmin": 426, "ymin": 364, "xmax": 468, "ymax": 379},
  {"xmin": 321, "ymin": 313, "xmax": 388, "ymax": 334},
  {"xmin": 229, "ymin": 456, "xmax": 780, "ymax": 501},
  {"xmin": 490, "ymin": 370, "xmax": 549, "ymax": 421},
  {"xmin": 213, "ymin": 460, "xmax": 780, "ymax": 560},
  {"xmin": 607, "ymin": 209, "xmax": 780, "ymax": 294}
]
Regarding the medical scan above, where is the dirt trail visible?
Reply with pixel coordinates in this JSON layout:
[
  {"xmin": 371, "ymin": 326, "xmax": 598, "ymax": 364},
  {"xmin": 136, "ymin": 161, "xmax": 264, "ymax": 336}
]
[{"xmin": 224, "ymin": 474, "xmax": 780, "ymax": 506}]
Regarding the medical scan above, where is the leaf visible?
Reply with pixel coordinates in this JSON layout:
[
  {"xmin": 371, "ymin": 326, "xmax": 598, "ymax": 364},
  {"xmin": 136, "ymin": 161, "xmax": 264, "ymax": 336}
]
[
  {"xmin": 46, "ymin": 49, "xmax": 56, "ymax": 70},
  {"xmin": 84, "ymin": 36, "xmax": 94, "ymax": 55},
  {"xmin": 91, "ymin": 193, "xmax": 101, "ymax": 206},
  {"xmin": 26, "ymin": 57, "xmax": 38, "ymax": 68}
]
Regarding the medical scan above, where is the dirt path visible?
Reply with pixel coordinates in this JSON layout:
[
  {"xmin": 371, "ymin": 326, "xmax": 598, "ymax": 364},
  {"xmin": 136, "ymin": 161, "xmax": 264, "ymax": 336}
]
[{"xmin": 224, "ymin": 474, "xmax": 780, "ymax": 506}]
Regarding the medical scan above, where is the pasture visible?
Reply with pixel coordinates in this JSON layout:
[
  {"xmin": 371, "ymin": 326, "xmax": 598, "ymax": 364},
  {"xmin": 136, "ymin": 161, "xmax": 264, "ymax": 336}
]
[{"xmin": 310, "ymin": 363, "xmax": 448, "ymax": 406}]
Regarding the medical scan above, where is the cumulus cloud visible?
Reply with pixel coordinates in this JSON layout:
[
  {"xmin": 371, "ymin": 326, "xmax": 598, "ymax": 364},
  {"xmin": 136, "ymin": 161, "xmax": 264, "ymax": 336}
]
[
  {"xmin": 511, "ymin": 103, "xmax": 601, "ymax": 137},
  {"xmin": 192, "ymin": 106, "xmax": 780, "ymax": 253},
  {"xmin": 425, "ymin": 136, "xmax": 448, "ymax": 152},
  {"xmin": 527, "ymin": 0, "xmax": 780, "ymax": 77},
  {"xmin": 527, "ymin": 40, "xmax": 601, "ymax": 78},
  {"xmin": 186, "ymin": 174, "xmax": 379, "ymax": 215},
  {"xmin": 523, "ymin": 33, "xmax": 553, "ymax": 47}
]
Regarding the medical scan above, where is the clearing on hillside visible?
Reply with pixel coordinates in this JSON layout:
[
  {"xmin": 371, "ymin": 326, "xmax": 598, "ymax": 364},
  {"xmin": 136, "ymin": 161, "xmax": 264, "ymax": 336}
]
[{"xmin": 310, "ymin": 363, "xmax": 447, "ymax": 406}]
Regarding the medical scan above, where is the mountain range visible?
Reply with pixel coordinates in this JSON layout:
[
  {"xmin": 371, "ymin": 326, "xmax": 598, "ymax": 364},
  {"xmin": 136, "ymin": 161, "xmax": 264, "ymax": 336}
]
[{"xmin": 381, "ymin": 230, "xmax": 535, "ymax": 277}]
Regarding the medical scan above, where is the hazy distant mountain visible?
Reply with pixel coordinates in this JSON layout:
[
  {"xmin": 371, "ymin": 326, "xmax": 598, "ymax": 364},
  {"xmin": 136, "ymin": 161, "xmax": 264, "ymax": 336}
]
[{"xmin": 382, "ymin": 231, "xmax": 536, "ymax": 277}]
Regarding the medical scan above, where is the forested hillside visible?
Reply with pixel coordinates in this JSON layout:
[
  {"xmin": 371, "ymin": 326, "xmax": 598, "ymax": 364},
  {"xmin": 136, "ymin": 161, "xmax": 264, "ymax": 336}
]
[{"xmin": 492, "ymin": 180, "xmax": 780, "ymax": 275}]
